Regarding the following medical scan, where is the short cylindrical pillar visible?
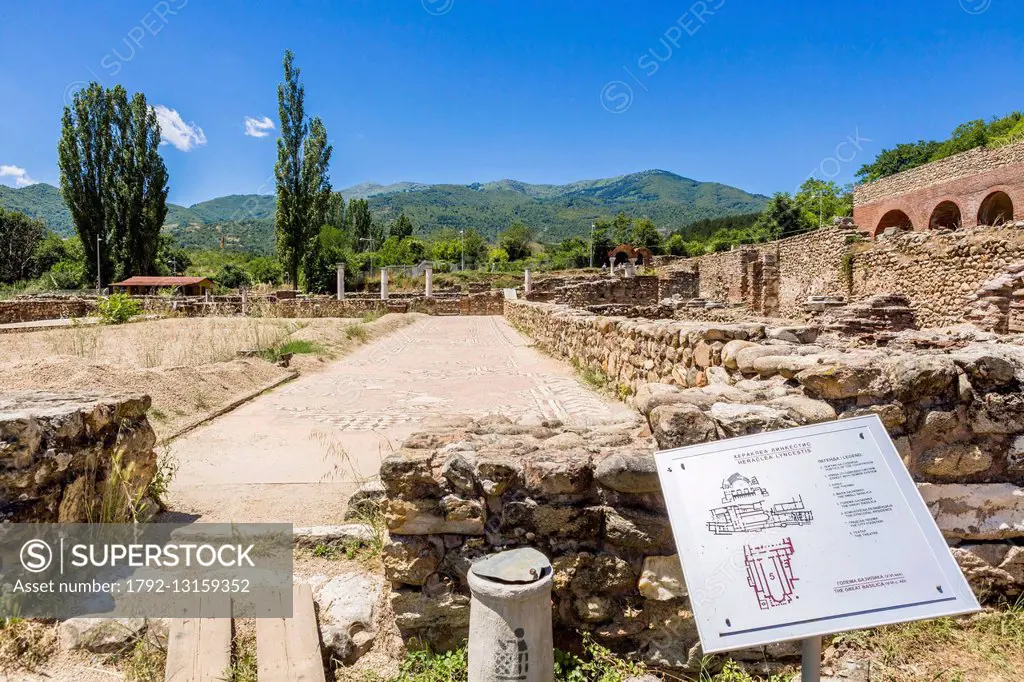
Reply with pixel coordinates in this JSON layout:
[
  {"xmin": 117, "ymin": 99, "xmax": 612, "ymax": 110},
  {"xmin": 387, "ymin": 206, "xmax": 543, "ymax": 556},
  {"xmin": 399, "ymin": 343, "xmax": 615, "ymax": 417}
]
[
  {"xmin": 468, "ymin": 548, "xmax": 553, "ymax": 682},
  {"xmin": 240, "ymin": 287, "xmax": 248, "ymax": 316},
  {"xmin": 380, "ymin": 269, "xmax": 389, "ymax": 301},
  {"xmin": 336, "ymin": 263, "xmax": 345, "ymax": 301},
  {"xmin": 425, "ymin": 265, "xmax": 433, "ymax": 299},
  {"xmin": 524, "ymin": 269, "xmax": 532, "ymax": 295}
]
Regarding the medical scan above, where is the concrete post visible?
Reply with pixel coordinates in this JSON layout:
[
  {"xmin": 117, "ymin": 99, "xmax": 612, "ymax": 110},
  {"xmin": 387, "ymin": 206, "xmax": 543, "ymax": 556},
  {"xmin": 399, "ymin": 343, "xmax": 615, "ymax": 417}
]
[
  {"xmin": 380, "ymin": 268, "xmax": 389, "ymax": 301},
  {"xmin": 468, "ymin": 548, "xmax": 553, "ymax": 682},
  {"xmin": 336, "ymin": 263, "xmax": 345, "ymax": 301},
  {"xmin": 524, "ymin": 269, "xmax": 532, "ymax": 296},
  {"xmin": 425, "ymin": 265, "xmax": 433, "ymax": 299}
]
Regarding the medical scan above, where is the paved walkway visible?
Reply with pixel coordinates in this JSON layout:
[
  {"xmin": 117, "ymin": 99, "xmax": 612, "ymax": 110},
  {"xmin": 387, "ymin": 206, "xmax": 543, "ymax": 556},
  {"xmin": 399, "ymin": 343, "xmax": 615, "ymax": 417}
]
[{"xmin": 165, "ymin": 316, "xmax": 635, "ymax": 525}]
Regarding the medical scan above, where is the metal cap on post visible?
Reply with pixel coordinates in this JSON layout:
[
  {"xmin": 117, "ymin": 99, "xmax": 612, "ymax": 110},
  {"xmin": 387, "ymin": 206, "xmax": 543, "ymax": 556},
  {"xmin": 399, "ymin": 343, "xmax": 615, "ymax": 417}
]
[{"xmin": 468, "ymin": 548, "xmax": 553, "ymax": 682}]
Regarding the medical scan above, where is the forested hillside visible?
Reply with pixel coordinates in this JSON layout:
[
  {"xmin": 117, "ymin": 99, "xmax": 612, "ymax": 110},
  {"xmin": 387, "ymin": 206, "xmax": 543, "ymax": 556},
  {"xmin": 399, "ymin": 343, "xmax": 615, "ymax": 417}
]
[{"xmin": 1, "ymin": 169, "xmax": 767, "ymax": 253}]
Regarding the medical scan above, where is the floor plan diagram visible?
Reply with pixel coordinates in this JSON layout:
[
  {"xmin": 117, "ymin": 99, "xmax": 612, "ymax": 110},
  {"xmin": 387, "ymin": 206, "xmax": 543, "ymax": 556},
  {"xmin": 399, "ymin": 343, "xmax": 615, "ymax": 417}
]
[
  {"xmin": 706, "ymin": 473, "xmax": 814, "ymax": 535},
  {"xmin": 744, "ymin": 538, "xmax": 799, "ymax": 611}
]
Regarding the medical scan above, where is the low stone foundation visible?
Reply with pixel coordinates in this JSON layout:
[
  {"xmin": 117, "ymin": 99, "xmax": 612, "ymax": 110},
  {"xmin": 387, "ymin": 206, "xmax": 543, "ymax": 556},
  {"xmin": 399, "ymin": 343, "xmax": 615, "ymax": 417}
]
[
  {"xmin": 0, "ymin": 298, "xmax": 96, "ymax": 324},
  {"xmin": 0, "ymin": 391, "xmax": 158, "ymax": 522}
]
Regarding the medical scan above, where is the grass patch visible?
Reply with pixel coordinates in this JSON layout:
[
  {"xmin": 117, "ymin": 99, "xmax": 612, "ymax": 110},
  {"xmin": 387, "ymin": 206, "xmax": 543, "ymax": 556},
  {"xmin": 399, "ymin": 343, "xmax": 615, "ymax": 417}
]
[
  {"xmin": 394, "ymin": 647, "xmax": 469, "ymax": 682},
  {"xmin": 311, "ymin": 539, "xmax": 380, "ymax": 562},
  {"xmin": 345, "ymin": 324, "xmax": 370, "ymax": 342},
  {"xmin": 360, "ymin": 310, "xmax": 385, "ymax": 323},
  {"xmin": 571, "ymin": 357, "xmax": 608, "ymax": 389},
  {"xmin": 0, "ymin": 618, "xmax": 55, "ymax": 673},
  {"xmin": 122, "ymin": 636, "xmax": 167, "ymax": 682},
  {"xmin": 224, "ymin": 630, "xmax": 258, "ymax": 682},
  {"xmin": 260, "ymin": 338, "xmax": 324, "ymax": 363},
  {"xmin": 827, "ymin": 599, "xmax": 1024, "ymax": 681}
]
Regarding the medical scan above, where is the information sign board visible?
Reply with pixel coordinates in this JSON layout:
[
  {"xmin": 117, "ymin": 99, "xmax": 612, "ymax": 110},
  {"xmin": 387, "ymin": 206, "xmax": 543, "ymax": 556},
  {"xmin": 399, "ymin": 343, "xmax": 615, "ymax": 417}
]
[{"xmin": 655, "ymin": 415, "xmax": 980, "ymax": 653}]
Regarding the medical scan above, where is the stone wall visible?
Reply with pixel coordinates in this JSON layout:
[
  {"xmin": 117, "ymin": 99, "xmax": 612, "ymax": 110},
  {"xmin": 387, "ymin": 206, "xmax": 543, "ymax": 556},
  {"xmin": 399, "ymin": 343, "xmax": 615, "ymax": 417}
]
[
  {"xmin": 0, "ymin": 298, "xmax": 96, "ymax": 324},
  {"xmin": 665, "ymin": 227, "xmax": 855, "ymax": 319},
  {"xmin": 0, "ymin": 391, "xmax": 158, "ymax": 522},
  {"xmin": 854, "ymin": 139, "xmax": 1024, "ymax": 235},
  {"xmin": 379, "ymin": 298, "xmax": 1024, "ymax": 668},
  {"xmin": 526, "ymin": 276, "xmax": 660, "ymax": 308},
  {"xmin": 850, "ymin": 224, "xmax": 1024, "ymax": 327}
]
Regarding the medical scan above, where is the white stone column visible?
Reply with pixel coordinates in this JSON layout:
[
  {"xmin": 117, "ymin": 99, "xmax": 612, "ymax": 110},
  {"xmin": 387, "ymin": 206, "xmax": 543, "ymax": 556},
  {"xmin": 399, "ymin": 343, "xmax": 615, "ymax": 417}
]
[
  {"xmin": 425, "ymin": 265, "xmax": 433, "ymax": 298},
  {"xmin": 380, "ymin": 269, "xmax": 389, "ymax": 301},
  {"xmin": 336, "ymin": 263, "xmax": 345, "ymax": 301},
  {"xmin": 524, "ymin": 269, "xmax": 532, "ymax": 295}
]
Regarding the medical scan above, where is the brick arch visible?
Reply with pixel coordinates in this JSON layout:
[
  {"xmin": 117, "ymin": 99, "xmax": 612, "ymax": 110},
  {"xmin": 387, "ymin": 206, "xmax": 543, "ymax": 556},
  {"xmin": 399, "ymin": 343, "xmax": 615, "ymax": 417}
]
[
  {"xmin": 874, "ymin": 209, "xmax": 914, "ymax": 236},
  {"xmin": 978, "ymin": 190, "xmax": 1015, "ymax": 226},
  {"xmin": 928, "ymin": 200, "xmax": 963, "ymax": 230}
]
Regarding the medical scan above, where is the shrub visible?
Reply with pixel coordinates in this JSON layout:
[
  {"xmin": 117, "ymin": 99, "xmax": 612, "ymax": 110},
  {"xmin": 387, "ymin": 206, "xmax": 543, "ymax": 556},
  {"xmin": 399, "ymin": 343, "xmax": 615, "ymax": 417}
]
[{"xmin": 97, "ymin": 293, "xmax": 142, "ymax": 324}]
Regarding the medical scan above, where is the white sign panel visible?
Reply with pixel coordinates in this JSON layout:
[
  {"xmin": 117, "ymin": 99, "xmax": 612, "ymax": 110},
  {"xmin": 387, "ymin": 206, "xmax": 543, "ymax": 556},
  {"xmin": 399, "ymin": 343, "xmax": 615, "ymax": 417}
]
[{"xmin": 655, "ymin": 415, "xmax": 980, "ymax": 653}]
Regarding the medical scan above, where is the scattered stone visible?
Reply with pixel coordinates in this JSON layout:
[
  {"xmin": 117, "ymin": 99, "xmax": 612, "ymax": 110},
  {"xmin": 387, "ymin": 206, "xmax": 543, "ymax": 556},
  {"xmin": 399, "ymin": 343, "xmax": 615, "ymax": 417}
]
[
  {"xmin": 649, "ymin": 404, "xmax": 717, "ymax": 449},
  {"xmin": 293, "ymin": 524, "xmax": 375, "ymax": 549},
  {"xmin": 920, "ymin": 483, "xmax": 1024, "ymax": 540},
  {"xmin": 59, "ymin": 617, "xmax": 147, "ymax": 653},
  {"xmin": 638, "ymin": 555, "xmax": 687, "ymax": 600},
  {"xmin": 313, "ymin": 572, "xmax": 384, "ymax": 664},
  {"xmin": 710, "ymin": 403, "xmax": 796, "ymax": 437}
]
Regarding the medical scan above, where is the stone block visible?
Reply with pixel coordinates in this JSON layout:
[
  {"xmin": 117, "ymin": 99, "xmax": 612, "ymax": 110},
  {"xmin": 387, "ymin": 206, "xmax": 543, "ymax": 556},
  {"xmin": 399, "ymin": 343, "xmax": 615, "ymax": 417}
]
[{"xmin": 638, "ymin": 555, "xmax": 687, "ymax": 601}]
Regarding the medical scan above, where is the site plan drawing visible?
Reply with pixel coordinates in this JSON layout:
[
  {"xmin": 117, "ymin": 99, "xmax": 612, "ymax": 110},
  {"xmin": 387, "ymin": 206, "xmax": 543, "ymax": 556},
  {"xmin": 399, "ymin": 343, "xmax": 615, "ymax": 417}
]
[
  {"xmin": 706, "ymin": 473, "xmax": 814, "ymax": 535},
  {"xmin": 655, "ymin": 415, "xmax": 980, "ymax": 654}
]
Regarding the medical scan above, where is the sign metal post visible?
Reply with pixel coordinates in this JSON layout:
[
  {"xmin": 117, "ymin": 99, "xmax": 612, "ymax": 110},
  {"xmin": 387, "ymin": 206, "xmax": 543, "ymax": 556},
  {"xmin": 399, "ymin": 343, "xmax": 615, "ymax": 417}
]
[{"xmin": 801, "ymin": 636, "xmax": 821, "ymax": 682}]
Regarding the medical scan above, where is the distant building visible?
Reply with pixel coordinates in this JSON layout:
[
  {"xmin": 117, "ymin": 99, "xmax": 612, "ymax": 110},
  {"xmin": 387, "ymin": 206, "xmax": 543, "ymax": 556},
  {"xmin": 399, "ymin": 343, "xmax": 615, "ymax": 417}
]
[
  {"xmin": 608, "ymin": 243, "xmax": 654, "ymax": 266},
  {"xmin": 854, "ymin": 139, "xmax": 1023, "ymax": 237},
  {"xmin": 111, "ymin": 276, "xmax": 216, "ymax": 296}
]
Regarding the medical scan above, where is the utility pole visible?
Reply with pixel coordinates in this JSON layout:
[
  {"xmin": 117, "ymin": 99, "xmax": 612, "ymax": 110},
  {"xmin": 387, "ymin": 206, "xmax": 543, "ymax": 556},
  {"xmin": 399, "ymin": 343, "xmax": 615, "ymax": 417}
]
[
  {"xmin": 95, "ymin": 235, "xmax": 102, "ymax": 292},
  {"xmin": 590, "ymin": 222, "xmax": 596, "ymax": 268},
  {"xmin": 460, "ymin": 229, "xmax": 465, "ymax": 271}
]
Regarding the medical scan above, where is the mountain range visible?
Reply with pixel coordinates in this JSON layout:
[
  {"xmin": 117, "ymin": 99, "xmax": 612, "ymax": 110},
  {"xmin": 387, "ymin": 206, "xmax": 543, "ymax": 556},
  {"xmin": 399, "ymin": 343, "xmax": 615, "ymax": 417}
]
[{"xmin": 0, "ymin": 170, "xmax": 768, "ymax": 253}]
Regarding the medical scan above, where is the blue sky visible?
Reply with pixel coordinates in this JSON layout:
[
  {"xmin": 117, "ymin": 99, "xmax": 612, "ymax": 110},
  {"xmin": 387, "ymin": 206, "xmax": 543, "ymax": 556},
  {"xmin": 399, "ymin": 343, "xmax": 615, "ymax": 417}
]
[{"xmin": 1, "ymin": 0, "xmax": 1022, "ymax": 206}]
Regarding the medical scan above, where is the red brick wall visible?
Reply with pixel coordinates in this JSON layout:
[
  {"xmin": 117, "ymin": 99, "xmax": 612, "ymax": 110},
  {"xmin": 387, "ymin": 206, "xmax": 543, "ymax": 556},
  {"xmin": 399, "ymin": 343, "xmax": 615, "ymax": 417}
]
[
  {"xmin": 854, "ymin": 140, "xmax": 1024, "ymax": 236},
  {"xmin": 855, "ymin": 165, "xmax": 1024, "ymax": 236}
]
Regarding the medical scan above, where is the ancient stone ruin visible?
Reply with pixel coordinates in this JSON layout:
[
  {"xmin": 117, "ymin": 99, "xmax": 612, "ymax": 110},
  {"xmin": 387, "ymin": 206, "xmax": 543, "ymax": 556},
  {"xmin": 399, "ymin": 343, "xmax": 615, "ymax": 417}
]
[{"xmin": 0, "ymin": 391, "xmax": 158, "ymax": 522}]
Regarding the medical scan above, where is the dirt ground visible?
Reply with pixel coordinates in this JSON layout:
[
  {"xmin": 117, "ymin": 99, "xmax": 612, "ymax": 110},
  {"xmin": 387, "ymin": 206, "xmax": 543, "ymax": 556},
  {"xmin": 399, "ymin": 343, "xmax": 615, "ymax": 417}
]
[{"xmin": 0, "ymin": 313, "xmax": 418, "ymax": 441}]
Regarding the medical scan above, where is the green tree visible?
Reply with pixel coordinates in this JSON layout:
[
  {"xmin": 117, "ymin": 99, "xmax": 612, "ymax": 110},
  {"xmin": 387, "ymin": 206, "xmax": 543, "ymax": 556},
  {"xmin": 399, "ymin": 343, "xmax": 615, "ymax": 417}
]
[
  {"xmin": 590, "ymin": 222, "xmax": 613, "ymax": 266},
  {"xmin": 58, "ymin": 83, "xmax": 168, "ymax": 285},
  {"xmin": 794, "ymin": 179, "xmax": 852, "ymax": 229},
  {"xmin": 630, "ymin": 217, "xmax": 662, "ymax": 254},
  {"xmin": 246, "ymin": 256, "xmax": 284, "ymax": 285},
  {"xmin": 499, "ymin": 221, "xmax": 535, "ymax": 261},
  {"xmin": 664, "ymin": 233, "xmax": 689, "ymax": 256},
  {"xmin": 611, "ymin": 212, "xmax": 632, "ymax": 245},
  {"xmin": 215, "ymin": 263, "xmax": 251, "ymax": 289},
  {"xmin": 390, "ymin": 213, "xmax": 414, "ymax": 239},
  {"xmin": 274, "ymin": 50, "xmax": 333, "ymax": 288},
  {"xmin": 326, "ymin": 191, "xmax": 346, "ymax": 231},
  {"xmin": 347, "ymin": 198, "xmax": 374, "ymax": 249},
  {"xmin": 461, "ymin": 228, "xmax": 488, "ymax": 268},
  {"xmin": 156, "ymin": 235, "xmax": 192, "ymax": 275},
  {"xmin": 753, "ymin": 193, "xmax": 809, "ymax": 240},
  {"xmin": 28, "ymin": 232, "xmax": 72, "ymax": 279},
  {"xmin": 0, "ymin": 209, "xmax": 46, "ymax": 283}
]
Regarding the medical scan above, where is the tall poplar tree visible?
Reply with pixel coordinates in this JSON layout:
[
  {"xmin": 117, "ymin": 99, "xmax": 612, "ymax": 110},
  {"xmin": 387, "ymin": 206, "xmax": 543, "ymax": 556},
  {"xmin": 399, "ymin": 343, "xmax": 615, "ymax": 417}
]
[
  {"xmin": 58, "ymin": 83, "xmax": 168, "ymax": 285},
  {"xmin": 275, "ymin": 50, "xmax": 333, "ymax": 287}
]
